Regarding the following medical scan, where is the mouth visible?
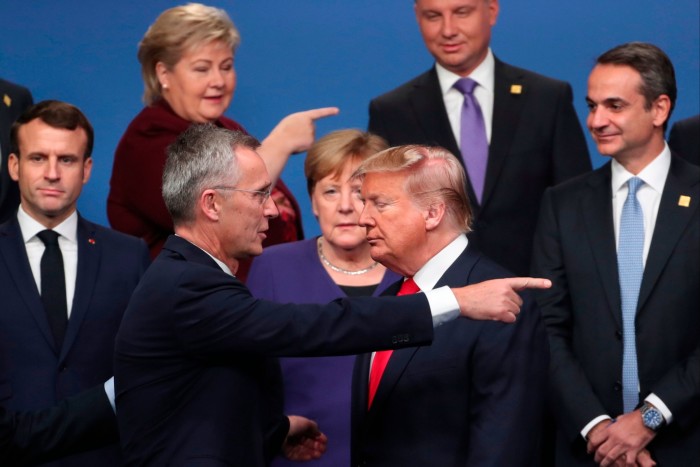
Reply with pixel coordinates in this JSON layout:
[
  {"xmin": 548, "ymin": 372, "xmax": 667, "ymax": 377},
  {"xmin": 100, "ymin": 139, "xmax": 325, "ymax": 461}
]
[{"xmin": 38, "ymin": 187, "xmax": 64, "ymax": 196}]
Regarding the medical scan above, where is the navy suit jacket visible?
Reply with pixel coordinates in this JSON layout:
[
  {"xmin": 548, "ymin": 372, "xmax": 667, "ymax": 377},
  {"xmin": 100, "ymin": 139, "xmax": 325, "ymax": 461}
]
[
  {"xmin": 368, "ymin": 59, "xmax": 591, "ymax": 275},
  {"xmin": 669, "ymin": 114, "xmax": 700, "ymax": 167},
  {"xmin": 0, "ymin": 79, "xmax": 33, "ymax": 224},
  {"xmin": 531, "ymin": 155, "xmax": 700, "ymax": 466},
  {"xmin": 351, "ymin": 245, "xmax": 549, "ymax": 466},
  {"xmin": 115, "ymin": 235, "xmax": 436, "ymax": 466},
  {"xmin": 0, "ymin": 385, "xmax": 118, "ymax": 467},
  {"xmin": 0, "ymin": 215, "xmax": 150, "ymax": 466}
]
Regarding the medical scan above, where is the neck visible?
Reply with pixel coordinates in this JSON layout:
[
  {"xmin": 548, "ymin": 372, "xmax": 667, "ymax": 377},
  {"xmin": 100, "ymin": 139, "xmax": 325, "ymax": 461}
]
[{"xmin": 175, "ymin": 224, "xmax": 240, "ymax": 274}]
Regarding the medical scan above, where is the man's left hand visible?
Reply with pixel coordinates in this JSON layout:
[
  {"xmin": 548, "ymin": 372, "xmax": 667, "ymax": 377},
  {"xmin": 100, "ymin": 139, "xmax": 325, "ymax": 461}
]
[
  {"xmin": 591, "ymin": 410, "xmax": 656, "ymax": 467},
  {"xmin": 282, "ymin": 415, "xmax": 328, "ymax": 461}
]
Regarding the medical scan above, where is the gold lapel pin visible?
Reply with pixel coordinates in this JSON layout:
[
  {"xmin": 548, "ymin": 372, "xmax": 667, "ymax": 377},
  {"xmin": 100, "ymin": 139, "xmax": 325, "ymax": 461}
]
[
  {"xmin": 678, "ymin": 195, "xmax": 691, "ymax": 207},
  {"xmin": 510, "ymin": 84, "xmax": 522, "ymax": 94},
  {"xmin": 3, "ymin": 94, "xmax": 11, "ymax": 107}
]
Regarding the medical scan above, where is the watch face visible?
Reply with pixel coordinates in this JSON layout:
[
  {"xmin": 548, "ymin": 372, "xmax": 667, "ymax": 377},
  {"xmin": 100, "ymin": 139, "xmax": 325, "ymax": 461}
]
[{"xmin": 643, "ymin": 407, "xmax": 663, "ymax": 430}]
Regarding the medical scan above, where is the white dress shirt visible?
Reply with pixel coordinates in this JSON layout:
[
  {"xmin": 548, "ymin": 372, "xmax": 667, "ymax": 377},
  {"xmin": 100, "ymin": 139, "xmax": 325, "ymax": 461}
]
[
  {"xmin": 18, "ymin": 206, "xmax": 78, "ymax": 318},
  {"xmin": 436, "ymin": 49, "xmax": 495, "ymax": 146}
]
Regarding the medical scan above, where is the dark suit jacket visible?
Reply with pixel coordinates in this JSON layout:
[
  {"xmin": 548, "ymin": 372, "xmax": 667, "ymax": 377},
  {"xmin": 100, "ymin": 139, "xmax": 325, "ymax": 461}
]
[
  {"xmin": 368, "ymin": 59, "xmax": 591, "ymax": 275},
  {"xmin": 0, "ymin": 215, "xmax": 150, "ymax": 466},
  {"xmin": 0, "ymin": 79, "xmax": 33, "ymax": 224},
  {"xmin": 0, "ymin": 385, "xmax": 118, "ymax": 467},
  {"xmin": 531, "ymin": 155, "xmax": 700, "ymax": 466},
  {"xmin": 669, "ymin": 114, "xmax": 700, "ymax": 166},
  {"xmin": 350, "ymin": 245, "xmax": 549, "ymax": 467},
  {"xmin": 114, "ymin": 235, "xmax": 436, "ymax": 466}
]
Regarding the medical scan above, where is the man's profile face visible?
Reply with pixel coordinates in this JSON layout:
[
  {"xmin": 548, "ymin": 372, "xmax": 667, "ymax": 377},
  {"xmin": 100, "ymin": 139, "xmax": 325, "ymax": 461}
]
[
  {"xmin": 585, "ymin": 64, "xmax": 666, "ymax": 163},
  {"xmin": 8, "ymin": 118, "xmax": 92, "ymax": 228},
  {"xmin": 217, "ymin": 147, "xmax": 278, "ymax": 259},
  {"xmin": 359, "ymin": 171, "xmax": 428, "ymax": 275},
  {"xmin": 415, "ymin": 0, "xmax": 498, "ymax": 77}
]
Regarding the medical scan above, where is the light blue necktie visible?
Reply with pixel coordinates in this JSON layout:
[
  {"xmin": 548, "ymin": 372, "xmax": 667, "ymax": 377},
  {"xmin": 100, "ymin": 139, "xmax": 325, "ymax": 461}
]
[
  {"xmin": 454, "ymin": 78, "xmax": 488, "ymax": 203},
  {"xmin": 618, "ymin": 176, "xmax": 645, "ymax": 413}
]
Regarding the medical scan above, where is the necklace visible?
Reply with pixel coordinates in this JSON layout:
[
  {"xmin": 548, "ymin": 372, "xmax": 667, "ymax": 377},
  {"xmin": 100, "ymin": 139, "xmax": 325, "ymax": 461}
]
[{"xmin": 317, "ymin": 237, "xmax": 379, "ymax": 275}]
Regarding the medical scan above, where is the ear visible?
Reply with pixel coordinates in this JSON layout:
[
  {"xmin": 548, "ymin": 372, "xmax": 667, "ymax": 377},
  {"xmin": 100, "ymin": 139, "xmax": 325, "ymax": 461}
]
[
  {"xmin": 424, "ymin": 202, "xmax": 446, "ymax": 232},
  {"xmin": 82, "ymin": 157, "xmax": 93, "ymax": 185},
  {"xmin": 8, "ymin": 153, "xmax": 19, "ymax": 182},
  {"xmin": 310, "ymin": 192, "xmax": 320, "ymax": 219},
  {"xmin": 199, "ymin": 189, "xmax": 223, "ymax": 222},
  {"xmin": 651, "ymin": 94, "xmax": 671, "ymax": 128},
  {"xmin": 489, "ymin": 0, "xmax": 500, "ymax": 26},
  {"xmin": 155, "ymin": 62, "xmax": 170, "ymax": 90}
]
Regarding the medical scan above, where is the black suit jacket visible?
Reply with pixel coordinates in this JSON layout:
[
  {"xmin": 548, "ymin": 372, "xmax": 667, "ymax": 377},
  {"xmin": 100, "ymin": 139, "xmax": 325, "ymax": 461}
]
[
  {"xmin": 368, "ymin": 59, "xmax": 591, "ymax": 275},
  {"xmin": 531, "ymin": 155, "xmax": 700, "ymax": 466},
  {"xmin": 351, "ymin": 244, "xmax": 549, "ymax": 466},
  {"xmin": 115, "ymin": 235, "xmax": 436, "ymax": 466},
  {"xmin": 0, "ymin": 386, "xmax": 117, "ymax": 467},
  {"xmin": 669, "ymin": 114, "xmax": 700, "ymax": 166},
  {"xmin": 0, "ymin": 215, "xmax": 150, "ymax": 466},
  {"xmin": 0, "ymin": 79, "xmax": 33, "ymax": 224}
]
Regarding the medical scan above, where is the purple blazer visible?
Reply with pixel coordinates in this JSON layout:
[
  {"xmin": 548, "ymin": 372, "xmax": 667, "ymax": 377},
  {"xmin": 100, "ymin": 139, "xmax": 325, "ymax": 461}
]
[{"xmin": 247, "ymin": 238, "xmax": 400, "ymax": 467}]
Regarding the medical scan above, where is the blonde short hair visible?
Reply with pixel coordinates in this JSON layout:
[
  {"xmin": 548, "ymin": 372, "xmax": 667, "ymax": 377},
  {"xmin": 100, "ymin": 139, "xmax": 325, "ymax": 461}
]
[
  {"xmin": 138, "ymin": 3, "xmax": 240, "ymax": 105},
  {"xmin": 304, "ymin": 129, "xmax": 388, "ymax": 196}
]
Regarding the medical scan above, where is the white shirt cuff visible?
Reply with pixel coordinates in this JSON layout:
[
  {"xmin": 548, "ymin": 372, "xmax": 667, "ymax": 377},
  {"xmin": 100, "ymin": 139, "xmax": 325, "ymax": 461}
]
[
  {"xmin": 425, "ymin": 286, "xmax": 459, "ymax": 327},
  {"xmin": 581, "ymin": 415, "xmax": 613, "ymax": 440},
  {"xmin": 645, "ymin": 393, "xmax": 673, "ymax": 424},
  {"xmin": 104, "ymin": 377, "xmax": 116, "ymax": 413}
]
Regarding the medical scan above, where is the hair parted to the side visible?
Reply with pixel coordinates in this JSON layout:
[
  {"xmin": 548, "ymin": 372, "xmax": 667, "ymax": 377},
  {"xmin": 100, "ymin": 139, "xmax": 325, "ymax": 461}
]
[
  {"xmin": 304, "ymin": 129, "xmax": 388, "ymax": 196},
  {"xmin": 138, "ymin": 3, "xmax": 240, "ymax": 105},
  {"xmin": 352, "ymin": 145, "xmax": 473, "ymax": 233},
  {"xmin": 596, "ymin": 42, "xmax": 676, "ymax": 130},
  {"xmin": 10, "ymin": 100, "xmax": 94, "ymax": 159},
  {"xmin": 163, "ymin": 124, "xmax": 259, "ymax": 225}
]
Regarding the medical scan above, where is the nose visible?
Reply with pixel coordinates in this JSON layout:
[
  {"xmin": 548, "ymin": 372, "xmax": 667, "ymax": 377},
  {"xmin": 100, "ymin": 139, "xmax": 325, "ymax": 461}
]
[
  {"xmin": 263, "ymin": 193, "xmax": 279, "ymax": 219},
  {"xmin": 44, "ymin": 158, "xmax": 60, "ymax": 181},
  {"xmin": 358, "ymin": 204, "xmax": 374, "ymax": 227},
  {"xmin": 588, "ymin": 106, "xmax": 608, "ymax": 131},
  {"xmin": 441, "ymin": 14, "xmax": 456, "ymax": 37},
  {"xmin": 210, "ymin": 68, "xmax": 225, "ymax": 88},
  {"xmin": 339, "ymin": 189, "xmax": 354, "ymax": 213}
]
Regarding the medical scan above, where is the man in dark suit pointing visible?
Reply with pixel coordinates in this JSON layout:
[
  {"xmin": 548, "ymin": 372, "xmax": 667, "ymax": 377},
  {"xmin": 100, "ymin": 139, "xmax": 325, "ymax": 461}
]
[{"xmin": 368, "ymin": 0, "xmax": 591, "ymax": 276}]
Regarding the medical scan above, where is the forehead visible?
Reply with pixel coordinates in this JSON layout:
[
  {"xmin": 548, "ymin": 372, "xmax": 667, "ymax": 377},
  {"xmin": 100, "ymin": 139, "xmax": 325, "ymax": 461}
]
[
  {"xmin": 181, "ymin": 39, "xmax": 233, "ymax": 61},
  {"xmin": 17, "ymin": 119, "xmax": 87, "ymax": 155},
  {"xmin": 360, "ymin": 171, "xmax": 409, "ymax": 196},
  {"xmin": 235, "ymin": 146, "xmax": 270, "ymax": 187},
  {"xmin": 587, "ymin": 64, "xmax": 643, "ymax": 98}
]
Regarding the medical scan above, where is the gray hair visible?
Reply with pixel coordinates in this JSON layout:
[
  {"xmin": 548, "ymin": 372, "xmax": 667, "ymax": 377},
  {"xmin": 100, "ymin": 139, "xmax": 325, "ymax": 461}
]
[
  {"xmin": 352, "ymin": 145, "xmax": 472, "ymax": 233},
  {"xmin": 163, "ymin": 124, "xmax": 260, "ymax": 225}
]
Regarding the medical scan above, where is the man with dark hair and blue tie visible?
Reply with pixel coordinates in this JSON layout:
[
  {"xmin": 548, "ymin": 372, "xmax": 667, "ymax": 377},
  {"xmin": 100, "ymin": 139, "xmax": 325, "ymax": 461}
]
[{"xmin": 532, "ymin": 42, "xmax": 700, "ymax": 466}]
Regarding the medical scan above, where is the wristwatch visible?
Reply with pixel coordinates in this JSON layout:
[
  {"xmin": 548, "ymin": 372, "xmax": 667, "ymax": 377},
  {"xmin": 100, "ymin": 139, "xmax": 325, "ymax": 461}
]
[{"xmin": 640, "ymin": 402, "xmax": 665, "ymax": 432}]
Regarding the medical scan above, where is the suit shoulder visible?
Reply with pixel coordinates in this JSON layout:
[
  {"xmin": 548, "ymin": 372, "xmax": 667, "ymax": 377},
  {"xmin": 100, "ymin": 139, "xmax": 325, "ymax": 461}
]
[
  {"xmin": 0, "ymin": 78, "xmax": 32, "ymax": 98},
  {"xmin": 80, "ymin": 219, "xmax": 149, "ymax": 251},
  {"xmin": 370, "ymin": 69, "xmax": 434, "ymax": 106},
  {"xmin": 500, "ymin": 61, "xmax": 571, "ymax": 90}
]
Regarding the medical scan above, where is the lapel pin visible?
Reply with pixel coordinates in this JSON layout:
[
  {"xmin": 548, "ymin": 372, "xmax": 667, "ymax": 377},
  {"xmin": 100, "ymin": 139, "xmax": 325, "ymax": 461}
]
[
  {"xmin": 510, "ymin": 84, "xmax": 522, "ymax": 95},
  {"xmin": 678, "ymin": 195, "xmax": 691, "ymax": 207},
  {"xmin": 3, "ymin": 94, "xmax": 11, "ymax": 107},
  {"xmin": 88, "ymin": 238, "xmax": 96, "ymax": 245}
]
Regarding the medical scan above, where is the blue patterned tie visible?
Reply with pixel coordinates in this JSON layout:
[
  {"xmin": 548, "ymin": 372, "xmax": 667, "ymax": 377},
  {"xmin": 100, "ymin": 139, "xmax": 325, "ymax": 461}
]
[
  {"xmin": 618, "ymin": 177, "xmax": 645, "ymax": 413},
  {"xmin": 454, "ymin": 78, "xmax": 488, "ymax": 203}
]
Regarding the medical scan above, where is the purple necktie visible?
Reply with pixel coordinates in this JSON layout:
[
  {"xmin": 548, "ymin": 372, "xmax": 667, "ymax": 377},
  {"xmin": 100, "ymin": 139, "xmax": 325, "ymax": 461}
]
[{"xmin": 454, "ymin": 78, "xmax": 488, "ymax": 203}]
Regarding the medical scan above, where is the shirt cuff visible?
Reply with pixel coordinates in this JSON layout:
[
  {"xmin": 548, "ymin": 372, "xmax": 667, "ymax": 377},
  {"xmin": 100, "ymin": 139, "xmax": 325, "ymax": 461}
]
[
  {"xmin": 425, "ymin": 286, "xmax": 459, "ymax": 327},
  {"xmin": 104, "ymin": 377, "xmax": 116, "ymax": 413},
  {"xmin": 581, "ymin": 415, "xmax": 613, "ymax": 440},
  {"xmin": 645, "ymin": 393, "xmax": 673, "ymax": 424}
]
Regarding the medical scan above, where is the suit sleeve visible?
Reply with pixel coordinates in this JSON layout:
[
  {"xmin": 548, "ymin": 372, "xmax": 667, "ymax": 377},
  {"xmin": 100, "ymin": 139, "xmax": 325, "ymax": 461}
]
[
  {"xmin": 0, "ymin": 385, "xmax": 118, "ymax": 466},
  {"xmin": 531, "ymin": 189, "xmax": 610, "ymax": 444},
  {"xmin": 550, "ymin": 83, "xmax": 591, "ymax": 183}
]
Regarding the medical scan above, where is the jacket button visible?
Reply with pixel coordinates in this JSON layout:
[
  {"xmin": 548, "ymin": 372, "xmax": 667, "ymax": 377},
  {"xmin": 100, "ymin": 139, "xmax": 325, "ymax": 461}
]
[
  {"xmin": 615, "ymin": 330, "xmax": 623, "ymax": 340},
  {"xmin": 614, "ymin": 381, "xmax": 622, "ymax": 391}
]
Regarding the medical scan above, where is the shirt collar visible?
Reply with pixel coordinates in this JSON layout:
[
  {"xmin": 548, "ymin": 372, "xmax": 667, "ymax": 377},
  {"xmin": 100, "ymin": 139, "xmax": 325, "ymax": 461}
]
[
  {"xmin": 175, "ymin": 234, "xmax": 234, "ymax": 276},
  {"xmin": 611, "ymin": 142, "xmax": 671, "ymax": 195},
  {"xmin": 413, "ymin": 234, "xmax": 469, "ymax": 291},
  {"xmin": 17, "ymin": 206, "xmax": 78, "ymax": 244},
  {"xmin": 436, "ymin": 49, "xmax": 495, "ymax": 96}
]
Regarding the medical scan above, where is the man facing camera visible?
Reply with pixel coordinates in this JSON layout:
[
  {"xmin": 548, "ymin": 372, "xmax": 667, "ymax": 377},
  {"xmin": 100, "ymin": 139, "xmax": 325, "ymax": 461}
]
[
  {"xmin": 0, "ymin": 100, "xmax": 150, "ymax": 466},
  {"xmin": 114, "ymin": 125, "xmax": 551, "ymax": 466},
  {"xmin": 532, "ymin": 42, "xmax": 699, "ymax": 466},
  {"xmin": 369, "ymin": 0, "xmax": 591, "ymax": 276},
  {"xmin": 350, "ymin": 145, "xmax": 549, "ymax": 466}
]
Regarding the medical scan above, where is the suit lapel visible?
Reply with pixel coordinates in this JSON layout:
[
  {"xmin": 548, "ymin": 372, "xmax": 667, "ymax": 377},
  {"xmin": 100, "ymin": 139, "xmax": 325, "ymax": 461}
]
[
  {"xmin": 581, "ymin": 165, "xmax": 622, "ymax": 327},
  {"xmin": 60, "ymin": 217, "xmax": 100, "ymax": 362},
  {"xmin": 483, "ymin": 59, "xmax": 527, "ymax": 209},
  {"xmin": 409, "ymin": 68, "xmax": 460, "ymax": 158},
  {"xmin": 0, "ymin": 219, "xmax": 57, "ymax": 351},
  {"xmin": 638, "ymin": 156, "xmax": 699, "ymax": 311}
]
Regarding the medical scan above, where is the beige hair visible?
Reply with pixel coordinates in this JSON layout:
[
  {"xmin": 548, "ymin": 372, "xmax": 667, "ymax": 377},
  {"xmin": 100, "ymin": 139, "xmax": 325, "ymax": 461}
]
[
  {"xmin": 304, "ymin": 129, "xmax": 388, "ymax": 196},
  {"xmin": 352, "ymin": 145, "xmax": 472, "ymax": 233},
  {"xmin": 138, "ymin": 3, "xmax": 240, "ymax": 105}
]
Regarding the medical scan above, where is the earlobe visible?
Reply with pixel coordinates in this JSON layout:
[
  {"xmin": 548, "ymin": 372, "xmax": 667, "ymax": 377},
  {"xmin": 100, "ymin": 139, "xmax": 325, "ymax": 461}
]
[
  {"xmin": 155, "ymin": 62, "xmax": 169, "ymax": 90},
  {"xmin": 424, "ymin": 203, "xmax": 446, "ymax": 231},
  {"xmin": 8, "ymin": 154, "xmax": 19, "ymax": 181},
  {"xmin": 201, "ymin": 190, "xmax": 221, "ymax": 221}
]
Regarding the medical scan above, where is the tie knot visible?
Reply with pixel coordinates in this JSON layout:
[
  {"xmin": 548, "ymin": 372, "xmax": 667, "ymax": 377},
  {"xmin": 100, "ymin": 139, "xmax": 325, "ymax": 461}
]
[
  {"xmin": 398, "ymin": 277, "xmax": 420, "ymax": 296},
  {"xmin": 453, "ymin": 77, "xmax": 477, "ymax": 95},
  {"xmin": 627, "ymin": 177, "xmax": 644, "ymax": 196},
  {"xmin": 37, "ymin": 229, "xmax": 60, "ymax": 246}
]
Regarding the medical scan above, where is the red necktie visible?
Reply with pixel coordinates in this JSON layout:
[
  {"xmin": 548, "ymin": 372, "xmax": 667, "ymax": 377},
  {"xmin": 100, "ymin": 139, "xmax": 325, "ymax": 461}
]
[{"xmin": 367, "ymin": 277, "xmax": 420, "ymax": 408}]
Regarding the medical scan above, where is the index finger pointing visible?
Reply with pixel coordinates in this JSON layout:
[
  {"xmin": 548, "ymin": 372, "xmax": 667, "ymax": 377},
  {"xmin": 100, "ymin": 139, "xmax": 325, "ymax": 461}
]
[
  {"xmin": 509, "ymin": 277, "xmax": 552, "ymax": 291},
  {"xmin": 302, "ymin": 107, "xmax": 340, "ymax": 120}
]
